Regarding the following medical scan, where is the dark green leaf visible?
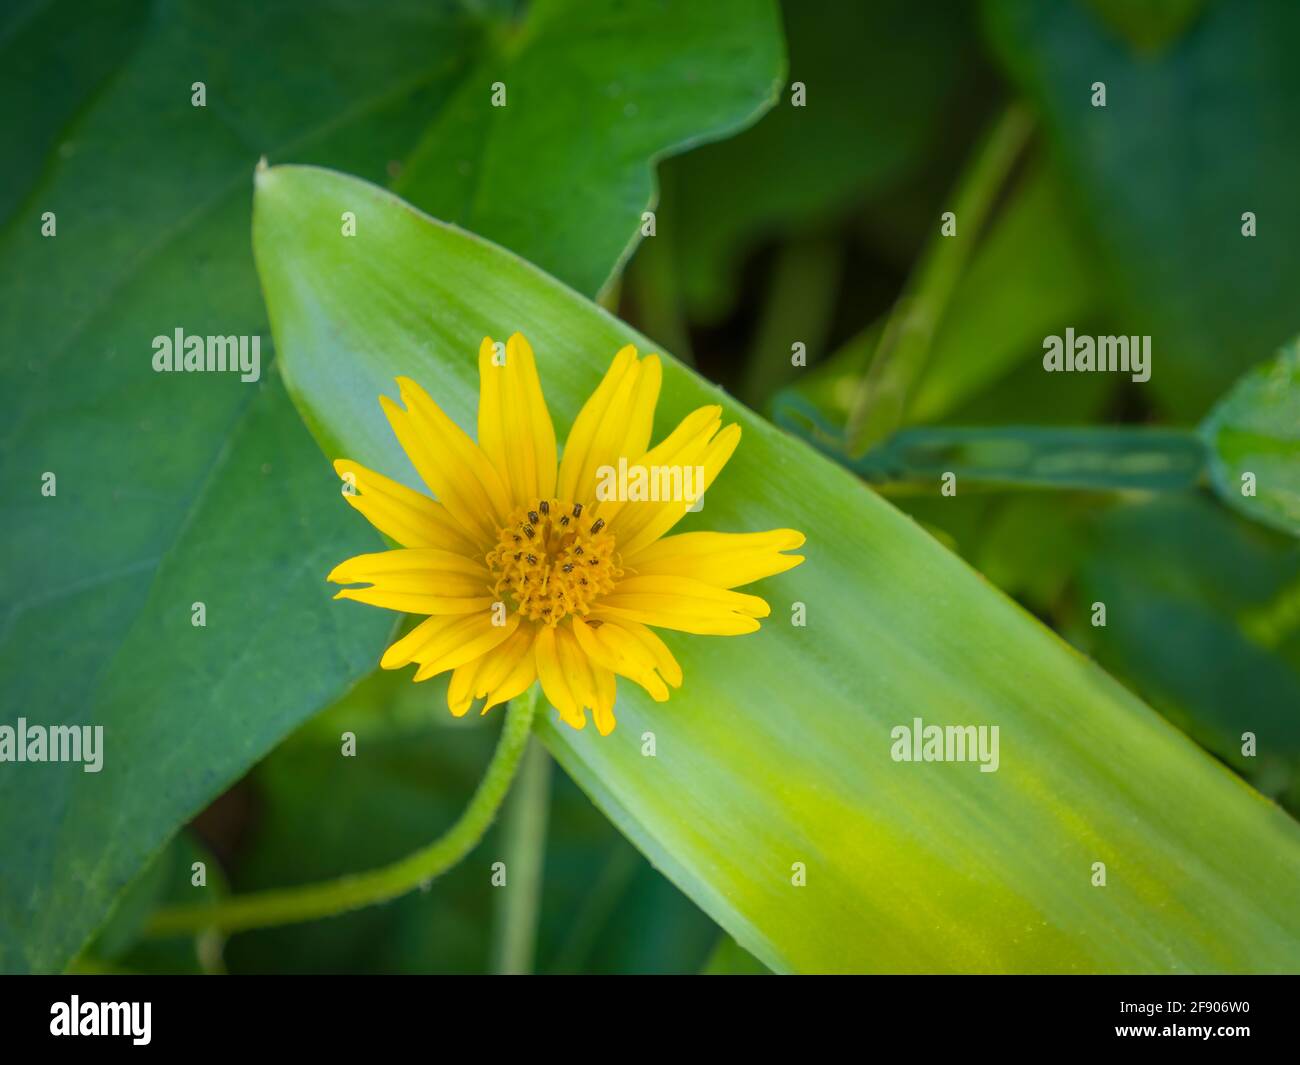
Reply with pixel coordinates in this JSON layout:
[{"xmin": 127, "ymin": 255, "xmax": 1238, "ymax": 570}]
[
  {"xmin": 985, "ymin": 0, "xmax": 1300, "ymax": 415},
  {"xmin": 662, "ymin": 0, "xmax": 971, "ymax": 321}
]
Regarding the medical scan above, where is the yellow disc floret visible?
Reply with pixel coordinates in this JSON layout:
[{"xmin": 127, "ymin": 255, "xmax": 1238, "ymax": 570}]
[{"xmin": 486, "ymin": 500, "xmax": 620, "ymax": 625}]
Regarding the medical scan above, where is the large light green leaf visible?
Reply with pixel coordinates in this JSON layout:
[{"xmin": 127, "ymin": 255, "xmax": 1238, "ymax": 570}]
[
  {"xmin": 255, "ymin": 164, "xmax": 1300, "ymax": 973},
  {"xmin": 0, "ymin": 0, "xmax": 782, "ymax": 973}
]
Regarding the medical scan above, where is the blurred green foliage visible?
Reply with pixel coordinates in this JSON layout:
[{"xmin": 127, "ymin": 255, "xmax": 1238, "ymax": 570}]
[
  {"xmin": 6, "ymin": 0, "xmax": 1299, "ymax": 973},
  {"xmin": 1202, "ymin": 343, "xmax": 1300, "ymax": 537},
  {"xmin": 986, "ymin": 0, "xmax": 1300, "ymax": 416}
]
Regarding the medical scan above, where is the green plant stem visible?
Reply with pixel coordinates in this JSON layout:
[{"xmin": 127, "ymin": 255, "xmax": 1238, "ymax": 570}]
[
  {"xmin": 489, "ymin": 735, "xmax": 552, "ymax": 974},
  {"xmin": 846, "ymin": 103, "xmax": 1034, "ymax": 454},
  {"xmin": 546, "ymin": 842, "xmax": 640, "ymax": 973},
  {"xmin": 145, "ymin": 685, "xmax": 540, "ymax": 937},
  {"xmin": 851, "ymin": 425, "xmax": 1208, "ymax": 491},
  {"xmin": 739, "ymin": 234, "xmax": 843, "ymax": 408},
  {"xmin": 626, "ymin": 167, "xmax": 695, "ymax": 366},
  {"xmin": 777, "ymin": 387, "xmax": 1210, "ymax": 493}
]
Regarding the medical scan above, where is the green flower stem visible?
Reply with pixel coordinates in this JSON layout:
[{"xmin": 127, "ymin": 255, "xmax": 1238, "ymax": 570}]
[
  {"xmin": 739, "ymin": 235, "xmax": 844, "ymax": 407},
  {"xmin": 489, "ymin": 735, "xmax": 553, "ymax": 974},
  {"xmin": 851, "ymin": 425, "xmax": 1209, "ymax": 492},
  {"xmin": 846, "ymin": 103, "xmax": 1034, "ymax": 454},
  {"xmin": 776, "ymin": 388, "xmax": 1209, "ymax": 493},
  {"xmin": 145, "ymin": 685, "xmax": 541, "ymax": 938}
]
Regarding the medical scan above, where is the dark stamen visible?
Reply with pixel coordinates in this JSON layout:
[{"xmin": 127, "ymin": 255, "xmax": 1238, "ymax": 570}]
[
  {"xmin": 574, "ymin": 546, "xmax": 584, "ymax": 556},
  {"xmin": 572, "ymin": 502, "xmax": 583, "ymax": 518},
  {"xmin": 528, "ymin": 510, "xmax": 539, "ymax": 525},
  {"xmin": 590, "ymin": 518, "xmax": 605, "ymax": 534},
  {"xmin": 539, "ymin": 501, "xmax": 549, "ymax": 516},
  {"xmin": 526, "ymin": 554, "xmax": 537, "ymax": 565},
  {"xmin": 562, "ymin": 563, "xmax": 574, "ymax": 573},
  {"xmin": 559, "ymin": 515, "xmax": 569, "ymax": 526},
  {"xmin": 523, "ymin": 526, "xmax": 535, "ymax": 539}
]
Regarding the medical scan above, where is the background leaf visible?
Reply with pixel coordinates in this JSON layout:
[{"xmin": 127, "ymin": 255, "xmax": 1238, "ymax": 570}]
[
  {"xmin": 658, "ymin": 0, "xmax": 973, "ymax": 324},
  {"xmin": 775, "ymin": 156, "xmax": 1108, "ymax": 434},
  {"xmin": 255, "ymin": 164, "xmax": 1300, "ymax": 973},
  {"xmin": 984, "ymin": 0, "xmax": 1300, "ymax": 416},
  {"xmin": 1201, "ymin": 341, "xmax": 1300, "ymax": 537},
  {"xmin": 394, "ymin": 0, "xmax": 784, "ymax": 298}
]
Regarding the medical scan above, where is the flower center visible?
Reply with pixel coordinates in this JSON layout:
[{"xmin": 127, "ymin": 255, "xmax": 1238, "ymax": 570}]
[{"xmin": 486, "ymin": 500, "xmax": 620, "ymax": 625}]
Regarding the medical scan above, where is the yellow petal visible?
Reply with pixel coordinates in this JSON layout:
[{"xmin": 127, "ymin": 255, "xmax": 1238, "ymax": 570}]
[
  {"xmin": 596, "ymin": 404, "xmax": 721, "ymax": 534},
  {"xmin": 333, "ymin": 459, "xmax": 479, "ymax": 555},
  {"xmin": 413, "ymin": 611, "xmax": 521, "ymax": 678},
  {"xmin": 592, "ymin": 666, "xmax": 617, "ymax": 736},
  {"xmin": 572, "ymin": 616, "xmax": 669, "ymax": 702},
  {"xmin": 593, "ymin": 574, "xmax": 768, "ymax": 636},
  {"xmin": 447, "ymin": 622, "xmax": 538, "ymax": 718},
  {"xmin": 476, "ymin": 624, "xmax": 539, "ymax": 714},
  {"xmin": 333, "ymin": 588, "xmax": 496, "ymax": 615},
  {"xmin": 557, "ymin": 346, "xmax": 661, "ymax": 504},
  {"xmin": 612, "ymin": 574, "xmax": 770, "ymax": 615},
  {"xmin": 625, "ymin": 529, "xmax": 806, "ymax": 587},
  {"xmin": 534, "ymin": 624, "xmax": 585, "ymax": 729},
  {"xmin": 538, "ymin": 623, "xmax": 618, "ymax": 734},
  {"xmin": 382, "ymin": 610, "xmax": 518, "ymax": 671},
  {"xmin": 447, "ymin": 659, "xmax": 479, "ymax": 717},
  {"xmin": 328, "ymin": 547, "xmax": 490, "ymax": 587},
  {"xmin": 382, "ymin": 614, "xmax": 459, "ymax": 669},
  {"xmin": 556, "ymin": 623, "xmax": 600, "ymax": 717},
  {"xmin": 477, "ymin": 334, "xmax": 558, "ymax": 508},
  {"xmin": 611, "ymin": 619, "xmax": 683, "ymax": 688},
  {"xmin": 615, "ymin": 423, "xmax": 742, "ymax": 558},
  {"xmin": 592, "ymin": 604, "xmax": 759, "ymax": 637},
  {"xmin": 381, "ymin": 377, "xmax": 511, "ymax": 543}
]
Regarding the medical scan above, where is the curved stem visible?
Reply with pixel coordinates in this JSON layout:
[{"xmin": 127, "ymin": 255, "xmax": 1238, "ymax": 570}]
[
  {"xmin": 145, "ymin": 684, "xmax": 540, "ymax": 937},
  {"xmin": 489, "ymin": 736, "xmax": 552, "ymax": 973}
]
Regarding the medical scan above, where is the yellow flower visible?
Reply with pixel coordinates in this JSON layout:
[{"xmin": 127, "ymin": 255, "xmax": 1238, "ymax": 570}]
[{"xmin": 328, "ymin": 334, "xmax": 805, "ymax": 735}]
